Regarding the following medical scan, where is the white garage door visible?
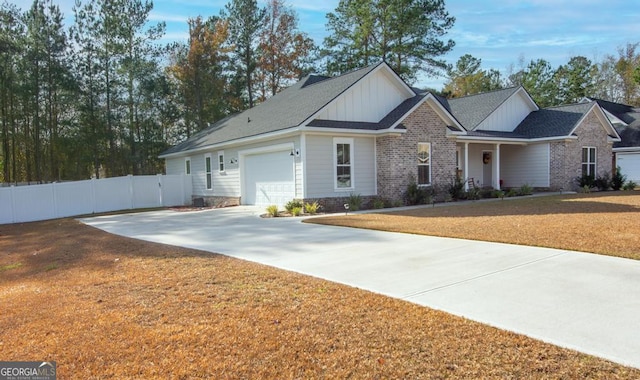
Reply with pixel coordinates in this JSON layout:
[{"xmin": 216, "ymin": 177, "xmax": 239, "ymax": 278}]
[
  {"xmin": 617, "ymin": 152, "xmax": 640, "ymax": 183},
  {"xmin": 243, "ymin": 150, "xmax": 295, "ymax": 206}
]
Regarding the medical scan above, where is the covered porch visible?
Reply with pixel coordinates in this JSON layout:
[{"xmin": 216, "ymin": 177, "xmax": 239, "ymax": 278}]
[{"xmin": 456, "ymin": 139, "xmax": 550, "ymax": 190}]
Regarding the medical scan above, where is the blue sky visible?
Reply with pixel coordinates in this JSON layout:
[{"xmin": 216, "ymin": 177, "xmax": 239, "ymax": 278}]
[{"xmin": 11, "ymin": 0, "xmax": 640, "ymax": 90}]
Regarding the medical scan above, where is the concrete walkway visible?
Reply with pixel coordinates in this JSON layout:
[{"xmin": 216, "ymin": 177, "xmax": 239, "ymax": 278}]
[{"xmin": 81, "ymin": 206, "xmax": 640, "ymax": 369}]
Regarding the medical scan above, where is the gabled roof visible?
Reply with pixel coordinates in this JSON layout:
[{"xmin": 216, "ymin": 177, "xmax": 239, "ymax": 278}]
[
  {"xmin": 585, "ymin": 97, "xmax": 640, "ymax": 148},
  {"xmin": 438, "ymin": 87, "xmax": 526, "ymax": 130},
  {"xmin": 307, "ymin": 94, "xmax": 426, "ymax": 131},
  {"xmin": 160, "ymin": 63, "xmax": 385, "ymax": 157},
  {"xmin": 514, "ymin": 102, "xmax": 619, "ymax": 139}
]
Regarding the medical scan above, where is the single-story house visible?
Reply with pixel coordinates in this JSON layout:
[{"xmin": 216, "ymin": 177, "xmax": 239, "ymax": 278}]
[
  {"xmin": 582, "ymin": 97, "xmax": 640, "ymax": 183},
  {"xmin": 160, "ymin": 62, "xmax": 621, "ymax": 208}
]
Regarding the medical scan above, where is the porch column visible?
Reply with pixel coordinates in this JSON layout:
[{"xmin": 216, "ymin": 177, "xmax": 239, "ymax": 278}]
[
  {"xmin": 495, "ymin": 143, "xmax": 501, "ymax": 190},
  {"xmin": 464, "ymin": 142, "xmax": 470, "ymax": 190}
]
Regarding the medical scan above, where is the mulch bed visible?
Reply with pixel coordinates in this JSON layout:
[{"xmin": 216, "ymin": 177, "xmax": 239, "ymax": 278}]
[{"xmin": 1, "ymin": 217, "xmax": 639, "ymax": 378}]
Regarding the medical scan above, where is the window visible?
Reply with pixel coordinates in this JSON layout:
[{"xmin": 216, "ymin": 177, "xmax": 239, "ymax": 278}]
[
  {"xmin": 334, "ymin": 138, "xmax": 353, "ymax": 189},
  {"xmin": 218, "ymin": 151, "xmax": 225, "ymax": 172},
  {"xmin": 418, "ymin": 142, "xmax": 431, "ymax": 185},
  {"xmin": 205, "ymin": 154, "xmax": 212, "ymax": 190},
  {"xmin": 582, "ymin": 147, "xmax": 596, "ymax": 177},
  {"xmin": 185, "ymin": 158, "xmax": 191, "ymax": 175}
]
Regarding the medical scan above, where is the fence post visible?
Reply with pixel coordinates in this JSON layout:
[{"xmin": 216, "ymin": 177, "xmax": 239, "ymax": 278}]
[
  {"xmin": 51, "ymin": 182, "xmax": 58, "ymax": 219},
  {"xmin": 10, "ymin": 185, "xmax": 16, "ymax": 224},
  {"xmin": 128, "ymin": 174, "xmax": 135, "ymax": 209},
  {"xmin": 157, "ymin": 174, "xmax": 163, "ymax": 206},
  {"xmin": 90, "ymin": 178, "xmax": 96, "ymax": 214}
]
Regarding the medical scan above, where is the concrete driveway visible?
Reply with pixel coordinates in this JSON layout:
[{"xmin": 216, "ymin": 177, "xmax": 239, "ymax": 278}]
[{"xmin": 81, "ymin": 206, "xmax": 640, "ymax": 369}]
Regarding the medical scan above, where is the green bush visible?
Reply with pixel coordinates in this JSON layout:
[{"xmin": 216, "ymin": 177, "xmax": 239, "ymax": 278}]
[
  {"xmin": 304, "ymin": 201, "xmax": 319, "ymax": 214},
  {"xmin": 493, "ymin": 189, "xmax": 505, "ymax": 199},
  {"xmin": 506, "ymin": 188, "xmax": 518, "ymax": 197},
  {"xmin": 594, "ymin": 173, "xmax": 611, "ymax": 191},
  {"xmin": 266, "ymin": 205, "xmax": 279, "ymax": 217},
  {"xmin": 447, "ymin": 176, "xmax": 466, "ymax": 200},
  {"xmin": 372, "ymin": 198, "xmax": 386, "ymax": 209},
  {"xmin": 577, "ymin": 174, "xmax": 595, "ymax": 189},
  {"xmin": 612, "ymin": 167, "xmax": 626, "ymax": 191},
  {"xmin": 480, "ymin": 188, "xmax": 495, "ymax": 199},
  {"xmin": 285, "ymin": 199, "xmax": 303, "ymax": 213},
  {"xmin": 623, "ymin": 181, "xmax": 637, "ymax": 191},
  {"xmin": 404, "ymin": 183, "xmax": 430, "ymax": 205},
  {"xmin": 291, "ymin": 206, "xmax": 303, "ymax": 216},
  {"xmin": 518, "ymin": 183, "xmax": 533, "ymax": 196},
  {"xmin": 347, "ymin": 193, "xmax": 363, "ymax": 211},
  {"xmin": 466, "ymin": 187, "xmax": 480, "ymax": 200}
]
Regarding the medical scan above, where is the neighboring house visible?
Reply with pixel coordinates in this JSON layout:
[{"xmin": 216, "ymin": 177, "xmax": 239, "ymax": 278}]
[
  {"xmin": 582, "ymin": 98, "xmax": 640, "ymax": 183},
  {"xmin": 160, "ymin": 62, "xmax": 621, "ymax": 209}
]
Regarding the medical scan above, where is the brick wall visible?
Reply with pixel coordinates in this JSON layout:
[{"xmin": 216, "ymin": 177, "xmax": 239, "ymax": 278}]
[
  {"xmin": 376, "ymin": 101, "xmax": 457, "ymax": 203},
  {"xmin": 550, "ymin": 111, "xmax": 614, "ymax": 191}
]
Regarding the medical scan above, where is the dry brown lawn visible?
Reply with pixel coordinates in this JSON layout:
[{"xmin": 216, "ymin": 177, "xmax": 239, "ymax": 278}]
[
  {"xmin": 1, "ymin": 218, "xmax": 639, "ymax": 378},
  {"xmin": 308, "ymin": 192, "xmax": 640, "ymax": 260}
]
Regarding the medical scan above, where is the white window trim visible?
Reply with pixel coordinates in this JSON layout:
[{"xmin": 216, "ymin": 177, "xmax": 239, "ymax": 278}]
[
  {"xmin": 185, "ymin": 158, "xmax": 191, "ymax": 175},
  {"xmin": 204, "ymin": 153, "xmax": 213, "ymax": 190},
  {"xmin": 418, "ymin": 142, "xmax": 431, "ymax": 186},
  {"xmin": 333, "ymin": 137, "xmax": 354, "ymax": 191},
  {"xmin": 582, "ymin": 146, "xmax": 597, "ymax": 177},
  {"xmin": 218, "ymin": 151, "xmax": 225, "ymax": 173}
]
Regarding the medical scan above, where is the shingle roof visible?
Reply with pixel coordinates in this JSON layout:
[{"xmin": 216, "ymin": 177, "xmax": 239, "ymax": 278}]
[
  {"xmin": 588, "ymin": 98, "xmax": 640, "ymax": 148},
  {"xmin": 514, "ymin": 102, "xmax": 595, "ymax": 138},
  {"xmin": 438, "ymin": 87, "xmax": 522, "ymax": 130},
  {"xmin": 160, "ymin": 63, "xmax": 383, "ymax": 156}
]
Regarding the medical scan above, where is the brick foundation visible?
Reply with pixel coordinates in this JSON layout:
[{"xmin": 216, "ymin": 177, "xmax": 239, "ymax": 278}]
[{"xmin": 194, "ymin": 195, "xmax": 240, "ymax": 208}]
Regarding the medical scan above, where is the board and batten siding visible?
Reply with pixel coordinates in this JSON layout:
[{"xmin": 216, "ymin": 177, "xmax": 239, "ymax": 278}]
[
  {"xmin": 304, "ymin": 134, "xmax": 376, "ymax": 198},
  {"xmin": 500, "ymin": 143, "xmax": 550, "ymax": 188},
  {"xmin": 314, "ymin": 69, "xmax": 410, "ymax": 123},
  {"xmin": 476, "ymin": 91, "xmax": 536, "ymax": 132}
]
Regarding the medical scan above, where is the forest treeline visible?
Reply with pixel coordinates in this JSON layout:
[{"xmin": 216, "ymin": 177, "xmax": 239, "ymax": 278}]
[{"xmin": 1, "ymin": 0, "xmax": 638, "ymax": 184}]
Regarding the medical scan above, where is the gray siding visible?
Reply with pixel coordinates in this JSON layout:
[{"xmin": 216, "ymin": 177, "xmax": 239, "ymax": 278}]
[
  {"xmin": 305, "ymin": 134, "xmax": 376, "ymax": 198},
  {"xmin": 501, "ymin": 144, "xmax": 550, "ymax": 188},
  {"xmin": 165, "ymin": 157, "xmax": 185, "ymax": 175}
]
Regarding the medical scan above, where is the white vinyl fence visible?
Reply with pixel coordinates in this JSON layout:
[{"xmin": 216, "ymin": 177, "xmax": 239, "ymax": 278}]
[{"xmin": 0, "ymin": 174, "xmax": 192, "ymax": 224}]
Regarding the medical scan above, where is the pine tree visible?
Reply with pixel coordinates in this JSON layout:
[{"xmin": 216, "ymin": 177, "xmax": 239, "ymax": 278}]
[{"xmin": 323, "ymin": 0, "xmax": 455, "ymax": 83}]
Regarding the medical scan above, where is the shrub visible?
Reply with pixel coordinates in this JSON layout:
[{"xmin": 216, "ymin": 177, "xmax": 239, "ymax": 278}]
[
  {"xmin": 493, "ymin": 189, "xmax": 505, "ymax": 199},
  {"xmin": 304, "ymin": 201, "xmax": 319, "ymax": 215},
  {"xmin": 291, "ymin": 206, "xmax": 303, "ymax": 216},
  {"xmin": 480, "ymin": 188, "xmax": 495, "ymax": 199},
  {"xmin": 580, "ymin": 185, "xmax": 591, "ymax": 194},
  {"xmin": 266, "ymin": 205, "xmax": 279, "ymax": 217},
  {"xmin": 404, "ymin": 183, "xmax": 430, "ymax": 205},
  {"xmin": 623, "ymin": 181, "xmax": 637, "ymax": 191},
  {"xmin": 285, "ymin": 199, "xmax": 303, "ymax": 213},
  {"xmin": 611, "ymin": 167, "xmax": 626, "ymax": 191},
  {"xmin": 372, "ymin": 198, "xmax": 386, "ymax": 209},
  {"xmin": 447, "ymin": 176, "xmax": 466, "ymax": 201},
  {"xmin": 577, "ymin": 174, "xmax": 595, "ymax": 189},
  {"xmin": 594, "ymin": 173, "xmax": 611, "ymax": 191},
  {"xmin": 466, "ymin": 187, "xmax": 480, "ymax": 200},
  {"xmin": 518, "ymin": 183, "xmax": 533, "ymax": 196},
  {"xmin": 347, "ymin": 193, "xmax": 363, "ymax": 211},
  {"xmin": 506, "ymin": 188, "xmax": 518, "ymax": 197}
]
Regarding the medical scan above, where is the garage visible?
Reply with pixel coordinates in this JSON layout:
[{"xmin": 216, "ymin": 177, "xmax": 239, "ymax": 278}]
[
  {"xmin": 617, "ymin": 151, "xmax": 640, "ymax": 183},
  {"xmin": 243, "ymin": 149, "xmax": 295, "ymax": 206}
]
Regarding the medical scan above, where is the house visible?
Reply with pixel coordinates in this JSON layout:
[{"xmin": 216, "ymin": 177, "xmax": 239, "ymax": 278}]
[
  {"xmin": 582, "ymin": 98, "xmax": 640, "ymax": 183},
  {"xmin": 160, "ymin": 62, "xmax": 621, "ymax": 209}
]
